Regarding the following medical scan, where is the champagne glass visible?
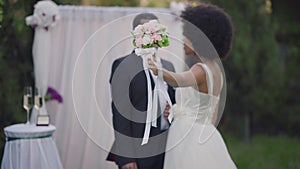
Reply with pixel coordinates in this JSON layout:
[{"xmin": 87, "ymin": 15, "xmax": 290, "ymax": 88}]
[
  {"xmin": 23, "ymin": 86, "xmax": 33, "ymax": 124},
  {"xmin": 34, "ymin": 87, "xmax": 43, "ymax": 110}
]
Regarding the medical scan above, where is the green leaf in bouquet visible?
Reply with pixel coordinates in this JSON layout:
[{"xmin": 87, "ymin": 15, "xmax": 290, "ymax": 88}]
[
  {"xmin": 132, "ymin": 39, "xmax": 137, "ymax": 47},
  {"xmin": 142, "ymin": 44, "xmax": 150, "ymax": 48},
  {"xmin": 145, "ymin": 43, "xmax": 154, "ymax": 48},
  {"xmin": 157, "ymin": 41, "xmax": 163, "ymax": 47},
  {"xmin": 162, "ymin": 35, "xmax": 168, "ymax": 41},
  {"xmin": 163, "ymin": 39, "xmax": 169, "ymax": 46}
]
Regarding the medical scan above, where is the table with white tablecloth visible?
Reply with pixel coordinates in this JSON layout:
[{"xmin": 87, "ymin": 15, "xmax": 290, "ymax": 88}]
[{"xmin": 1, "ymin": 124, "xmax": 63, "ymax": 169}]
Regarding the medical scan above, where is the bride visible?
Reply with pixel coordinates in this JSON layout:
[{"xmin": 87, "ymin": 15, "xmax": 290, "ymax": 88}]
[{"xmin": 149, "ymin": 3, "xmax": 237, "ymax": 169}]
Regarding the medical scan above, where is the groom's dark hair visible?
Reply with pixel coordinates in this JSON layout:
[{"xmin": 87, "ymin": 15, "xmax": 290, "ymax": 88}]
[{"xmin": 133, "ymin": 13, "xmax": 158, "ymax": 29}]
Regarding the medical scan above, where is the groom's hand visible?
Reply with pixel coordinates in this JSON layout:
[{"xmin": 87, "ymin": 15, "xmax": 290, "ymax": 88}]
[
  {"xmin": 122, "ymin": 162, "xmax": 138, "ymax": 169},
  {"xmin": 164, "ymin": 103, "xmax": 170, "ymax": 121}
]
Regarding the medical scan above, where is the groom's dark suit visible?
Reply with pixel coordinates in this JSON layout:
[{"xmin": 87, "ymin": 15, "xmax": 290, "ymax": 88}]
[{"xmin": 107, "ymin": 52, "xmax": 176, "ymax": 169}]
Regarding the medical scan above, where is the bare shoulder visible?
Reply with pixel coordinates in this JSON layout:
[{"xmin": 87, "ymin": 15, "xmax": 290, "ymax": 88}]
[
  {"xmin": 188, "ymin": 63, "xmax": 207, "ymax": 89},
  {"xmin": 190, "ymin": 63, "xmax": 206, "ymax": 79}
]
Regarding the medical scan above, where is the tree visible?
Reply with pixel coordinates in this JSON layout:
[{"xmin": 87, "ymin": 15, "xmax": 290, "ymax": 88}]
[
  {"xmin": 86, "ymin": 0, "xmax": 139, "ymax": 6},
  {"xmin": 0, "ymin": 0, "xmax": 37, "ymax": 161},
  {"xmin": 0, "ymin": 0, "xmax": 3, "ymax": 27},
  {"xmin": 203, "ymin": 0, "xmax": 285, "ymax": 141},
  {"xmin": 272, "ymin": 0, "xmax": 300, "ymax": 137}
]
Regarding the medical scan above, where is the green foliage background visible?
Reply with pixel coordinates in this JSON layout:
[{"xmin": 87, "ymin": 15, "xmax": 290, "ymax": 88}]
[
  {"xmin": 204, "ymin": 0, "xmax": 285, "ymax": 138},
  {"xmin": 205, "ymin": 0, "xmax": 300, "ymax": 138},
  {"xmin": 0, "ymin": 0, "xmax": 36, "ymax": 160},
  {"xmin": 0, "ymin": 0, "xmax": 3, "ymax": 27}
]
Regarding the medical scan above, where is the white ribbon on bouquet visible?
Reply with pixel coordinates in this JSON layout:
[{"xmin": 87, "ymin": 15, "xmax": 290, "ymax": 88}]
[{"xmin": 135, "ymin": 48, "xmax": 174, "ymax": 145}]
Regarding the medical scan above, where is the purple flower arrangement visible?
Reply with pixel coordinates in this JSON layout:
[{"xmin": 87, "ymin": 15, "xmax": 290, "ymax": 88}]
[{"xmin": 45, "ymin": 87, "xmax": 63, "ymax": 103}]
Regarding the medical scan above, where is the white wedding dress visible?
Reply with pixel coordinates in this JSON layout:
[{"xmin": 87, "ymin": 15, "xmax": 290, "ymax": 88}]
[{"xmin": 164, "ymin": 63, "xmax": 237, "ymax": 169}]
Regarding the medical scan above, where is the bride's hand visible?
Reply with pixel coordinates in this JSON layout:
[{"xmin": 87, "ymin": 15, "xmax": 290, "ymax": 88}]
[{"xmin": 148, "ymin": 58, "xmax": 158, "ymax": 75}]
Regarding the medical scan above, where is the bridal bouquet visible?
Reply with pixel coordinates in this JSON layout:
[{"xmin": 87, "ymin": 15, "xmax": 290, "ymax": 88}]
[
  {"xmin": 131, "ymin": 20, "xmax": 173, "ymax": 145},
  {"xmin": 132, "ymin": 20, "xmax": 169, "ymax": 48}
]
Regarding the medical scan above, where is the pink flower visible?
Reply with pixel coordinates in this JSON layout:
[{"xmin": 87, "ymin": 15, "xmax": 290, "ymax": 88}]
[
  {"xmin": 136, "ymin": 36, "xmax": 143, "ymax": 48},
  {"xmin": 152, "ymin": 33, "xmax": 162, "ymax": 42},
  {"xmin": 145, "ymin": 20, "xmax": 161, "ymax": 33},
  {"xmin": 146, "ymin": 24, "xmax": 156, "ymax": 33}
]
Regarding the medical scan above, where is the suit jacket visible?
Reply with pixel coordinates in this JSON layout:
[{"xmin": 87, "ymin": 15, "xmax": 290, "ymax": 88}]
[{"xmin": 107, "ymin": 52, "xmax": 176, "ymax": 168}]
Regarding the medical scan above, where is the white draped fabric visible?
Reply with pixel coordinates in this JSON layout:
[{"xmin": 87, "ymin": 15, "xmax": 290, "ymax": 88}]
[
  {"xmin": 31, "ymin": 29, "xmax": 51, "ymax": 124},
  {"xmin": 38, "ymin": 5, "xmax": 184, "ymax": 169}
]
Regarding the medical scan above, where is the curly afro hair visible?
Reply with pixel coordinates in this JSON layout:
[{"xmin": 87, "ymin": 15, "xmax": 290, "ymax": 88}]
[{"xmin": 181, "ymin": 3, "xmax": 234, "ymax": 59}]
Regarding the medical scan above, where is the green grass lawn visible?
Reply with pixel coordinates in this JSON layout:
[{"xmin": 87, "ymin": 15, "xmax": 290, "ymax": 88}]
[{"xmin": 223, "ymin": 133, "xmax": 300, "ymax": 169}]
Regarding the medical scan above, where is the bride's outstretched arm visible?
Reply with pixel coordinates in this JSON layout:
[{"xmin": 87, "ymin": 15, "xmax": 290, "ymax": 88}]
[{"xmin": 149, "ymin": 59, "xmax": 205, "ymax": 88}]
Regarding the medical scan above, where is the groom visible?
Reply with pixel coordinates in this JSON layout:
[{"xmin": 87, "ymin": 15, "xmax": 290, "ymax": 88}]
[{"xmin": 107, "ymin": 13, "xmax": 176, "ymax": 169}]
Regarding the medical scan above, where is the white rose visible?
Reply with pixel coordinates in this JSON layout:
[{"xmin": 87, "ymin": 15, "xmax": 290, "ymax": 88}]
[
  {"xmin": 133, "ymin": 25, "xmax": 145, "ymax": 36},
  {"xmin": 142, "ymin": 34, "xmax": 152, "ymax": 45}
]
